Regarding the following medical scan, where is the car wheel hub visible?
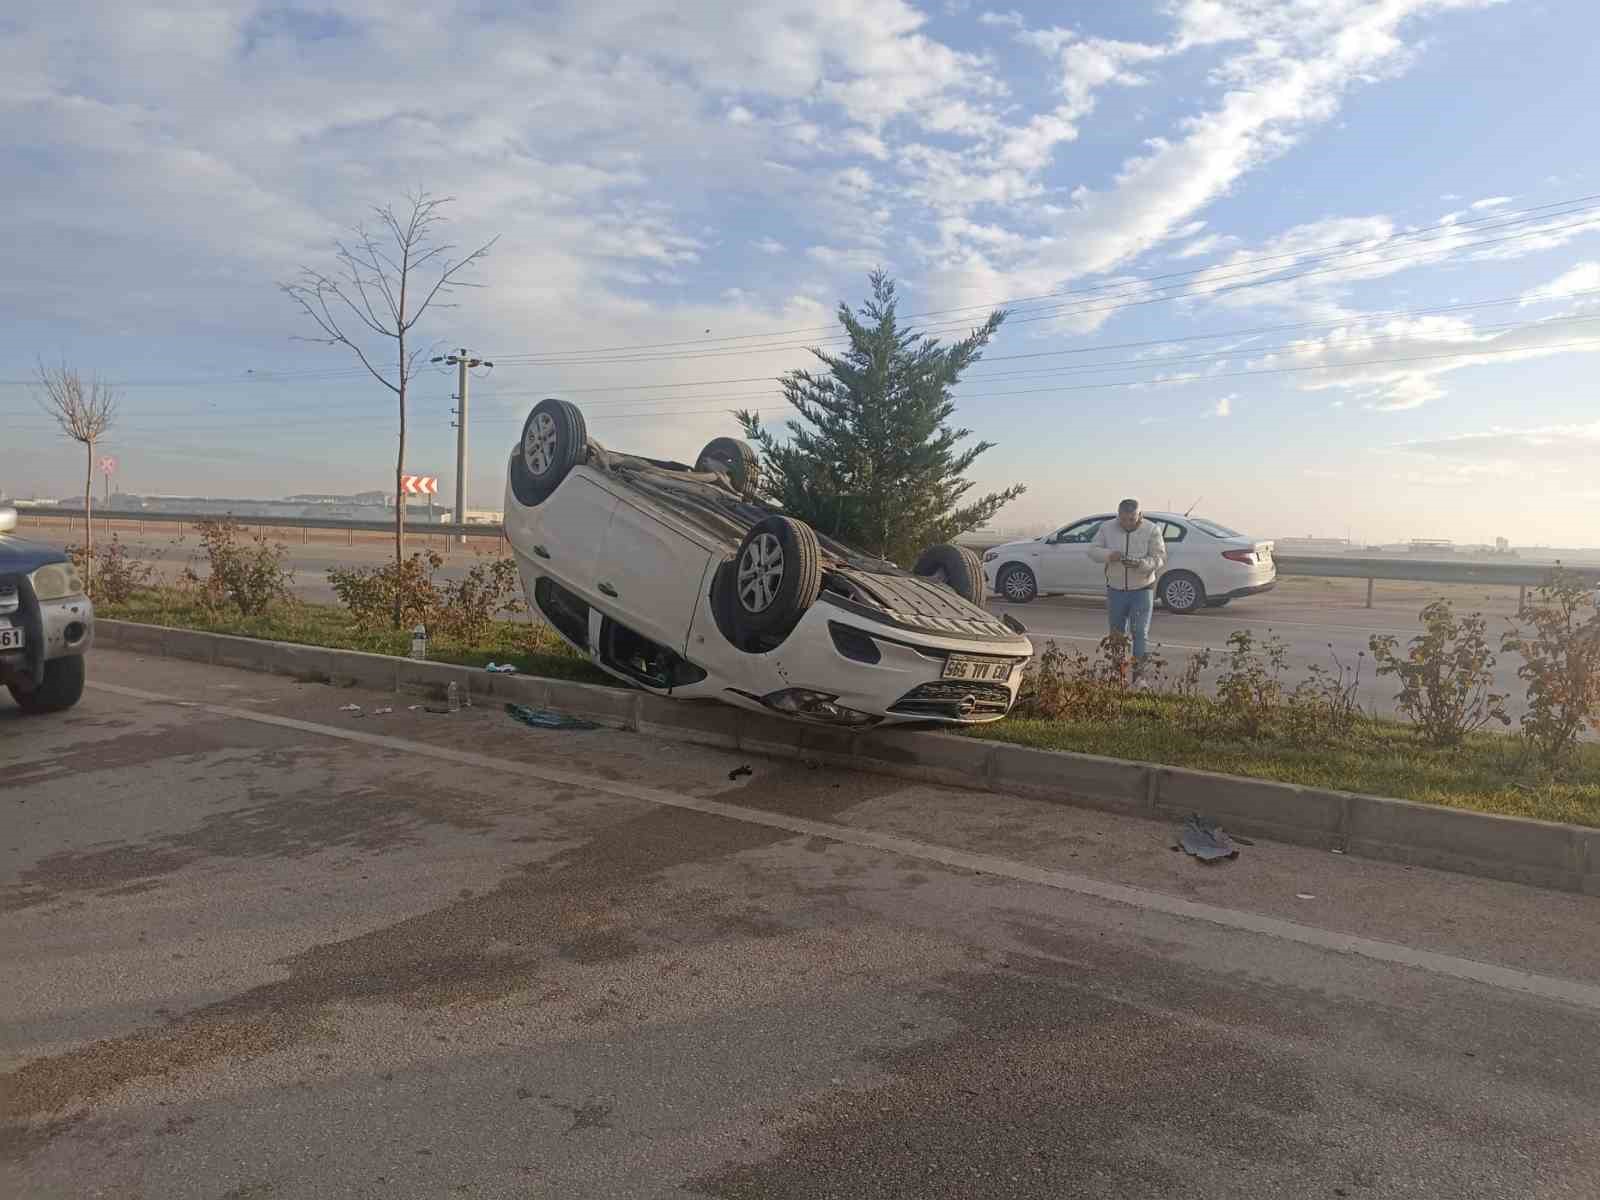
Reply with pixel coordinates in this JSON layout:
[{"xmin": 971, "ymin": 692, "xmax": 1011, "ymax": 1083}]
[
  {"xmin": 1169, "ymin": 578, "xmax": 1197, "ymax": 608},
  {"xmin": 738, "ymin": 533, "xmax": 784, "ymax": 613},
  {"xmin": 1004, "ymin": 571, "xmax": 1032, "ymax": 601},
  {"xmin": 525, "ymin": 412, "xmax": 559, "ymax": 476}
]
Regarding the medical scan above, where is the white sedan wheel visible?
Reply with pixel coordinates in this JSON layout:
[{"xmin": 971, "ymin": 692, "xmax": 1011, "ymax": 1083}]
[
  {"xmin": 737, "ymin": 532, "xmax": 785, "ymax": 613},
  {"xmin": 524, "ymin": 411, "xmax": 560, "ymax": 476}
]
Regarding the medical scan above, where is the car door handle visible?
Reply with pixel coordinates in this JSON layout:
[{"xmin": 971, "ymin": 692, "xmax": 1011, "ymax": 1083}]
[
  {"xmin": 532, "ymin": 544, "xmax": 550, "ymax": 560},
  {"xmin": 597, "ymin": 582, "xmax": 618, "ymax": 597}
]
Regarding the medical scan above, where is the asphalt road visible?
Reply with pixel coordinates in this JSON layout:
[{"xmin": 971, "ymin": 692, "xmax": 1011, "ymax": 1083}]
[{"xmin": 4, "ymin": 651, "xmax": 1598, "ymax": 1197}]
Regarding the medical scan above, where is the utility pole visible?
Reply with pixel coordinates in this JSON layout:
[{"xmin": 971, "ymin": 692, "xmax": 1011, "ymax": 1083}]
[{"xmin": 432, "ymin": 348, "xmax": 492, "ymax": 545}]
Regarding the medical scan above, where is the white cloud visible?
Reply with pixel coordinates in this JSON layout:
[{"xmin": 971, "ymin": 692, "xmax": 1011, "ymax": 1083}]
[
  {"xmin": 1394, "ymin": 420, "xmax": 1600, "ymax": 459},
  {"xmin": 1518, "ymin": 262, "xmax": 1600, "ymax": 306},
  {"xmin": 1469, "ymin": 195, "xmax": 1514, "ymax": 210},
  {"xmin": 753, "ymin": 237, "xmax": 787, "ymax": 255},
  {"xmin": 1210, "ymin": 393, "xmax": 1236, "ymax": 417},
  {"xmin": 1251, "ymin": 310, "xmax": 1600, "ymax": 411},
  {"xmin": 1172, "ymin": 232, "xmax": 1238, "ymax": 260},
  {"xmin": 978, "ymin": 10, "xmax": 1025, "ymax": 29}
]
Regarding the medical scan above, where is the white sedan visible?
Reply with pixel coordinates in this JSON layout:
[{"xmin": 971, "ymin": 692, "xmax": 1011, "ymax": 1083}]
[
  {"xmin": 504, "ymin": 399, "xmax": 1033, "ymax": 726},
  {"xmin": 982, "ymin": 511, "xmax": 1276, "ymax": 614}
]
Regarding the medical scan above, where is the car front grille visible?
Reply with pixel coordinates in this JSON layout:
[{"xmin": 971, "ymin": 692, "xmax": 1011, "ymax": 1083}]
[{"xmin": 888, "ymin": 680, "xmax": 1013, "ymax": 721}]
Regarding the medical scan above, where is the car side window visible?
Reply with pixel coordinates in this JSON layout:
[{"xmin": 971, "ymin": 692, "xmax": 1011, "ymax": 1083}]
[
  {"xmin": 1160, "ymin": 521, "xmax": 1186, "ymax": 543},
  {"xmin": 1055, "ymin": 518, "xmax": 1105, "ymax": 544}
]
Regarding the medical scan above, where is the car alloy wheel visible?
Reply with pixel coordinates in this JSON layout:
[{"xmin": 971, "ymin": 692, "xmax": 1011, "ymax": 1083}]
[
  {"xmin": 1001, "ymin": 566, "xmax": 1035, "ymax": 603},
  {"xmin": 1165, "ymin": 575, "xmax": 1199, "ymax": 611},
  {"xmin": 525, "ymin": 411, "xmax": 559, "ymax": 476},
  {"xmin": 737, "ymin": 531, "xmax": 785, "ymax": 613}
]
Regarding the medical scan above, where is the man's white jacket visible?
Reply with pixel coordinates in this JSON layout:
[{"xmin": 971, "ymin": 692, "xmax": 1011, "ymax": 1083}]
[{"xmin": 1088, "ymin": 518, "xmax": 1168, "ymax": 591}]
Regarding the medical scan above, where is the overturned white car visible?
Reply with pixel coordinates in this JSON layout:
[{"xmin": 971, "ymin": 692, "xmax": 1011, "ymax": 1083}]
[{"xmin": 504, "ymin": 399, "xmax": 1033, "ymax": 727}]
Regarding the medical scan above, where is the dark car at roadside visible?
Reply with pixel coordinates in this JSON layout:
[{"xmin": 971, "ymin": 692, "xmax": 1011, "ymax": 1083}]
[{"xmin": 0, "ymin": 504, "xmax": 94, "ymax": 713}]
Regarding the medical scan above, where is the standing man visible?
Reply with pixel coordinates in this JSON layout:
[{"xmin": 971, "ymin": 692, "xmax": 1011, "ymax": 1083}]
[{"xmin": 1088, "ymin": 499, "xmax": 1167, "ymax": 676}]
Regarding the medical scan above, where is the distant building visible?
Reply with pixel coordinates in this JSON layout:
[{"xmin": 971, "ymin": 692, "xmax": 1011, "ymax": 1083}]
[
  {"xmin": 1276, "ymin": 536, "xmax": 1353, "ymax": 553},
  {"xmin": 1408, "ymin": 539, "xmax": 1455, "ymax": 554}
]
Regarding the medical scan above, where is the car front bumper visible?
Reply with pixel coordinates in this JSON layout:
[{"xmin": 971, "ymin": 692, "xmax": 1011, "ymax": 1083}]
[
  {"xmin": 0, "ymin": 586, "xmax": 94, "ymax": 689},
  {"xmin": 711, "ymin": 601, "xmax": 1035, "ymax": 727}
]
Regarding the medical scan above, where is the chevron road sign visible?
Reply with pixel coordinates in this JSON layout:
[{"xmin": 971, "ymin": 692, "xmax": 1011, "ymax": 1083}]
[{"xmin": 401, "ymin": 475, "xmax": 439, "ymax": 496}]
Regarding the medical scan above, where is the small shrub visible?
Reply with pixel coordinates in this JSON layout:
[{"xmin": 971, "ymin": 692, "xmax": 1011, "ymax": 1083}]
[
  {"xmin": 183, "ymin": 519, "xmax": 294, "ymax": 616},
  {"xmin": 1212, "ymin": 629, "xmax": 1291, "ymax": 738},
  {"xmin": 328, "ymin": 550, "xmax": 442, "ymax": 633},
  {"xmin": 433, "ymin": 556, "xmax": 526, "ymax": 645},
  {"xmin": 67, "ymin": 534, "xmax": 154, "ymax": 604},
  {"xmin": 1502, "ymin": 570, "xmax": 1600, "ymax": 769},
  {"xmin": 1369, "ymin": 600, "xmax": 1509, "ymax": 747},
  {"xmin": 1017, "ymin": 636, "xmax": 1134, "ymax": 723},
  {"xmin": 1284, "ymin": 644, "xmax": 1368, "ymax": 744}
]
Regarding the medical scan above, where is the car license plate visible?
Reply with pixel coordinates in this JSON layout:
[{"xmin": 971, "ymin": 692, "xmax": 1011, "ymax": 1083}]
[
  {"xmin": 943, "ymin": 654, "xmax": 1011, "ymax": 682},
  {"xmin": 0, "ymin": 626, "xmax": 23, "ymax": 652}
]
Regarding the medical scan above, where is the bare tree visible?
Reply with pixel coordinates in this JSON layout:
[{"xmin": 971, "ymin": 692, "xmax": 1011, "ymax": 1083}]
[
  {"xmin": 281, "ymin": 192, "xmax": 495, "ymax": 624},
  {"xmin": 35, "ymin": 361, "xmax": 118, "ymax": 592}
]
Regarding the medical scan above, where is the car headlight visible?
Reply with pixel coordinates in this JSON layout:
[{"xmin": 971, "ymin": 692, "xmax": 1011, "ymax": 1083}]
[
  {"xmin": 30, "ymin": 562, "xmax": 86, "ymax": 602},
  {"xmin": 760, "ymin": 688, "xmax": 880, "ymax": 726},
  {"xmin": 982, "ymin": 550, "xmax": 998, "ymax": 563}
]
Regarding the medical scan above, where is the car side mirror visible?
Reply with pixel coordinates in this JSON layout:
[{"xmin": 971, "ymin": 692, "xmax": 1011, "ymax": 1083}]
[{"xmin": 0, "ymin": 506, "xmax": 16, "ymax": 533}]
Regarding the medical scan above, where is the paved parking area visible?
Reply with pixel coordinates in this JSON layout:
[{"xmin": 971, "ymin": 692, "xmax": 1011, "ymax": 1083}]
[{"xmin": 4, "ymin": 650, "xmax": 1599, "ymax": 1197}]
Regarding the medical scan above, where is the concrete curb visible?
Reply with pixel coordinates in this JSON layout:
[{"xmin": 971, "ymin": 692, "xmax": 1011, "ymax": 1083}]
[{"xmin": 96, "ymin": 619, "xmax": 1599, "ymax": 896}]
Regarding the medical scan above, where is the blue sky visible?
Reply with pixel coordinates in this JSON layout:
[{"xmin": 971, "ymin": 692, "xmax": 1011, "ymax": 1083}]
[{"xmin": 2, "ymin": 0, "xmax": 1598, "ymax": 545}]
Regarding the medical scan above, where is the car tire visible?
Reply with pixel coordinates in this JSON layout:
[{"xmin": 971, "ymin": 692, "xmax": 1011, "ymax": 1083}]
[
  {"xmin": 695, "ymin": 437, "xmax": 761, "ymax": 501},
  {"xmin": 509, "ymin": 398, "xmax": 587, "ymax": 506},
  {"xmin": 9, "ymin": 655, "xmax": 86, "ymax": 714},
  {"xmin": 732, "ymin": 515, "xmax": 821, "ymax": 637},
  {"xmin": 1205, "ymin": 597, "xmax": 1231, "ymax": 609},
  {"xmin": 996, "ymin": 564, "xmax": 1038, "ymax": 604},
  {"xmin": 1161, "ymin": 570, "xmax": 1206, "ymax": 614},
  {"xmin": 912, "ymin": 544, "xmax": 985, "ymax": 605}
]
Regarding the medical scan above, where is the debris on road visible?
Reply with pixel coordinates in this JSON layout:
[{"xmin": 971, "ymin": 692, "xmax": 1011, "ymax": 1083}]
[
  {"xmin": 485, "ymin": 662, "xmax": 518, "ymax": 674},
  {"xmin": 728, "ymin": 765, "xmax": 753, "ymax": 781},
  {"xmin": 372, "ymin": 706, "xmax": 393, "ymax": 716},
  {"xmin": 505, "ymin": 703, "xmax": 600, "ymax": 731},
  {"xmin": 1179, "ymin": 813, "xmax": 1239, "ymax": 863},
  {"xmin": 1296, "ymin": 893, "xmax": 1317, "ymax": 900},
  {"xmin": 338, "ymin": 703, "xmax": 362, "ymax": 714}
]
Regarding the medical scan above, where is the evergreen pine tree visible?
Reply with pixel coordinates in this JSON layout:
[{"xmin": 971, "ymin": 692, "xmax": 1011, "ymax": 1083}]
[{"xmin": 736, "ymin": 271, "xmax": 1025, "ymax": 565}]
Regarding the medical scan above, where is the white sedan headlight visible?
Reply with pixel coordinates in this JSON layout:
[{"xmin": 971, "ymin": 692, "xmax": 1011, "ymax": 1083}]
[
  {"xmin": 982, "ymin": 549, "xmax": 999, "ymax": 563},
  {"xmin": 30, "ymin": 562, "xmax": 86, "ymax": 602}
]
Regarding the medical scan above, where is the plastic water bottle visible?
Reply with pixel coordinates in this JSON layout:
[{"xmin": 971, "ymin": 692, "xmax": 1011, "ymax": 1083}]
[
  {"xmin": 410, "ymin": 624, "xmax": 428, "ymax": 660},
  {"xmin": 446, "ymin": 681, "xmax": 461, "ymax": 712}
]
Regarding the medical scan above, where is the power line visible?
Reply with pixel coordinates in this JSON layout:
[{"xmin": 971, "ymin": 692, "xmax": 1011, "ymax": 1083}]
[
  {"xmin": 12, "ymin": 331, "xmax": 1597, "ymax": 440},
  {"xmin": 7, "ymin": 193, "xmax": 1596, "ymax": 391},
  {"xmin": 486, "ymin": 212, "xmax": 1600, "ymax": 368},
  {"xmin": 483, "ymin": 190, "xmax": 1600, "ymax": 361},
  {"xmin": 6, "ymin": 302, "xmax": 1599, "ymax": 424}
]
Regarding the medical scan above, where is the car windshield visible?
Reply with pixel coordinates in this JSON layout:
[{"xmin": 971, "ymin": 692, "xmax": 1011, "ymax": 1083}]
[{"xmin": 1187, "ymin": 517, "xmax": 1242, "ymax": 538}]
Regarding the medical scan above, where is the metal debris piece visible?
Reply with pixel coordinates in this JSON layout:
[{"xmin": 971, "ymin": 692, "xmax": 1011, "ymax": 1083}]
[
  {"xmin": 1179, "ymin": 813, "xmax": 1238, "ymax": 863},
  {"xmin": 505, "ymin": 703, "xmax": 600, "ymax": 731},
  {"xmin": 338, "ymin": 703, "xmax": 362, "ymax": 713},
  {"xmin": 728, "ymin": 765, "xmax": 753, "ymax": 781}
]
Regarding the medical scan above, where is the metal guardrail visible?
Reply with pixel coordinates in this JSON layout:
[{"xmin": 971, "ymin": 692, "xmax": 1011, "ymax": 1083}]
[
  {"xmin": 1272, "ymin": 554, "xmax": 1600, "ymax": 587},
  {"xmin": 12, "ymin": 506, "xmax": 506, "ymax": 540}
]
